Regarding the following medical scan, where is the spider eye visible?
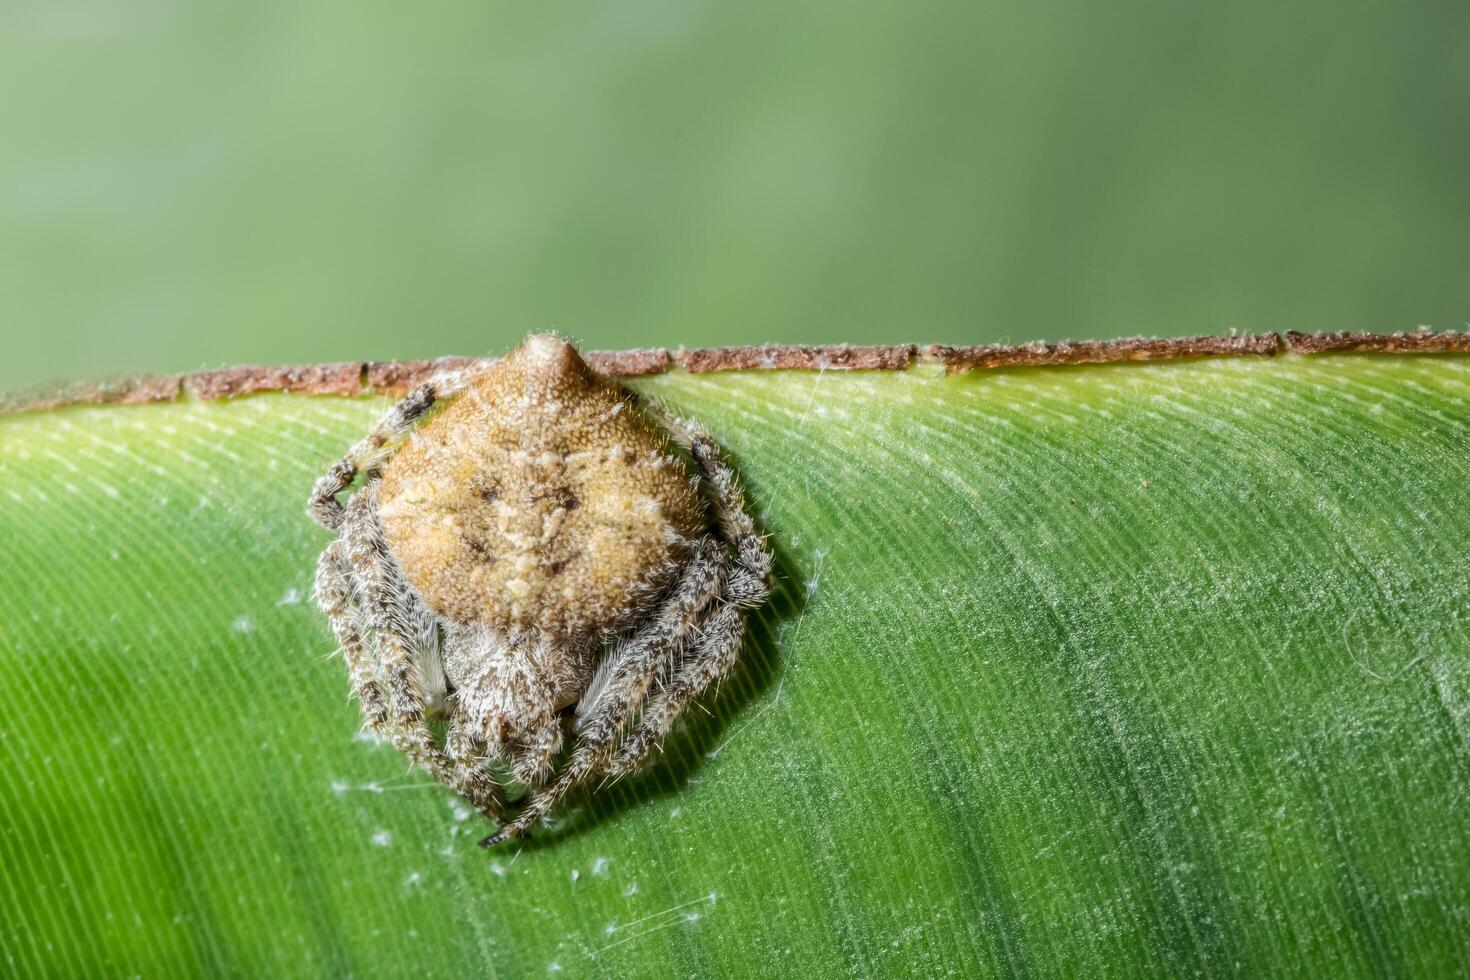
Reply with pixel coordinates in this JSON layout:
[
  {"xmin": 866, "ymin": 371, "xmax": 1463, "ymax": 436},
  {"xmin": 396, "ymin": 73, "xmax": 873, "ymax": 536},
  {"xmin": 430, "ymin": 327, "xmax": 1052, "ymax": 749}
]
[{"xmin": 497, "ymin": 718, "xmax": 514, "ymax": 743}]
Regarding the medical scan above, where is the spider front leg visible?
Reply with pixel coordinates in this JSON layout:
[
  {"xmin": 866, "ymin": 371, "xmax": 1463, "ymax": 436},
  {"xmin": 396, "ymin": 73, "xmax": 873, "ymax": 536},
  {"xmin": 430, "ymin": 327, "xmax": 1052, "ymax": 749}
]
[
  {"xmin": 480, "ymin": 538, "xmax": 728, "ymax": 846},
  {"xmin": 308, "ymin": 370, "xmax": 471, "ymax": 531}
]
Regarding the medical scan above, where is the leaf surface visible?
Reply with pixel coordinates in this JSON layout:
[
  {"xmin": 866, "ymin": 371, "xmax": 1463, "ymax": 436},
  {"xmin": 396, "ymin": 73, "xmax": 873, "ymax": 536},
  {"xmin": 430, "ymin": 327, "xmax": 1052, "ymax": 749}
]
[{"xmin": 2, "ymin": 355, "xmax": 1469, "ymax": 976}]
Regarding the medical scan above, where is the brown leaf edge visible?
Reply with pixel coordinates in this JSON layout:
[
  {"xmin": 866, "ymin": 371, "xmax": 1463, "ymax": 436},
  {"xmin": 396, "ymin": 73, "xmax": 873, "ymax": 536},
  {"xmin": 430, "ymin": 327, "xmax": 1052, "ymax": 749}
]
[{"xmin": 4, "ymin": 329, "xmax": 1468, "ymax": 416}]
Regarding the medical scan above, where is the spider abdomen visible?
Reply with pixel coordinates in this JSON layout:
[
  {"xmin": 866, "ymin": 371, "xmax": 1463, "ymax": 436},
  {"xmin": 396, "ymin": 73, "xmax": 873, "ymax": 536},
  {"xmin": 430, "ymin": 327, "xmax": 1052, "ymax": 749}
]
[{"xmin": 376, "ymin": 335, "xmax": 704, "ymax": 638}]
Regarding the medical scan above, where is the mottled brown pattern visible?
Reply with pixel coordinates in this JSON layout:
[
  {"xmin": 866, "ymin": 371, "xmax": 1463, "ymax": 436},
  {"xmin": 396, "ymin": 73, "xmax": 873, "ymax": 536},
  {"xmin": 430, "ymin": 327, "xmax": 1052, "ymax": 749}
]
[
  {"xmin": 679, "ymin": 343, "xmax": 916, "ymax": 373},
  {"xmin": 376, "ymin": 336, "xmax": 704, "ymax": 638},
  {"xmin": 925, "ymin": 333, "xmax": 1281, "ymax": 374},
  {"xmin": 1284, "ymin": 329, "xmax": 1470, "ymax": 355}
]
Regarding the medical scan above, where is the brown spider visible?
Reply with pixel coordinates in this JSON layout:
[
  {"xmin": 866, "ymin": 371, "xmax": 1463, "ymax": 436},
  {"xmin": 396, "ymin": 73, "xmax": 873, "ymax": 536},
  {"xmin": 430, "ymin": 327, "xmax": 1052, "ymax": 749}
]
[{"xmin": 308, "ymin": 334, "xmax": 770, "ymax": 846}]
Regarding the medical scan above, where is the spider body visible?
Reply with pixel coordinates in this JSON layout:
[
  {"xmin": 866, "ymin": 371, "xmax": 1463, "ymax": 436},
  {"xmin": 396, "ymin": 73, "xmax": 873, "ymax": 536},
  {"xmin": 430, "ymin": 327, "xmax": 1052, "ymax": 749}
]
[{"xmin": 308, "ymin": 335, "xmax": 770, "ymax": 846}]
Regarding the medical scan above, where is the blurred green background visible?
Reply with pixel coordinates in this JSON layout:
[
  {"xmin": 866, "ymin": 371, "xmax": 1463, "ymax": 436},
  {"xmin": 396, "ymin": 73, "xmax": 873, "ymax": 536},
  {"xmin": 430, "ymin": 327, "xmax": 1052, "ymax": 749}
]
[{"xmin": 2, "ymin": 0, "xmax": 1468, "ymax": 390}]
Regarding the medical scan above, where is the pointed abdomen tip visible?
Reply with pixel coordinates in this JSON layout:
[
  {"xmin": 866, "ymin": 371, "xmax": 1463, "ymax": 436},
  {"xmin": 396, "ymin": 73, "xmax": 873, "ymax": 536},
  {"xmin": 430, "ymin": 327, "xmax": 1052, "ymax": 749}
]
[{"xmin": 519, "ymin": 333, "xmax": 580, "ymax": 368}]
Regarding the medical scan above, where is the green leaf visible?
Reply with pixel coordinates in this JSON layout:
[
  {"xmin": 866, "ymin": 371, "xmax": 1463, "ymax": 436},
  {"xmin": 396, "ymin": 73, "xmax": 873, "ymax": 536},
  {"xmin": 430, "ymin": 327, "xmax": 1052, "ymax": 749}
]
[{"xmin": 3, "ymin": 353, "xmax": 1469, "ymax": 976}]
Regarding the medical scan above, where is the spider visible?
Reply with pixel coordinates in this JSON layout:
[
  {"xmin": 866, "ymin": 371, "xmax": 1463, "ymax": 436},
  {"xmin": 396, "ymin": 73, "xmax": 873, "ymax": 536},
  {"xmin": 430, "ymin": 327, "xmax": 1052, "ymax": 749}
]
[{"xmin": 307, "ymin": 334, "xmax": 771, "ymax": 846}]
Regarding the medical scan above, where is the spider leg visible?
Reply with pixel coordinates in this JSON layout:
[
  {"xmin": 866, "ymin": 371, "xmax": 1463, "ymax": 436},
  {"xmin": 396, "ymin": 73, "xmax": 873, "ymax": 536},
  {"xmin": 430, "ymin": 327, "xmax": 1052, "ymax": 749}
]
[
  {"xmin": 606, "ymin": 410, "xmax": 773, "ymax": 773},
  {"xmin": 606, "ymin": 585, "xmax": 752, "ymax": 776},
  {"xmin": 313, "ymin": 537, "xmax": 392, "ymax": 737},
  {"xmin": 343, "ymin": 485, "xmax": 504, "ymax": 818},
  {"xmin": 652, "ymin": 409, "xmax": 772, "ymax": 608},
  {"xmin": 508, "ymin": 715, "xmax": 565, "ymax": 787},
  {"xmin": 444, "ymin": 724, "xmax": 504, "ymax": 819},
  {"xmin": 308, "ymin": 370, "xmax": 472, "ymax": 531},
  {"xmin": 480, "ymin": 537, "xmax": 727, "ymax": 846}
]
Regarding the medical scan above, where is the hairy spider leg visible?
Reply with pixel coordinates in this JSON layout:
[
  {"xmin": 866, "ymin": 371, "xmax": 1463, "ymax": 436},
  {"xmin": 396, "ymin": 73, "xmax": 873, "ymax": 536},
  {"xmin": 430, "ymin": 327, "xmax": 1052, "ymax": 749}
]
[
  {"xmin": 652, "ymin": 410, "xmax": 773, "ymax": 609},
  {"xmin": 314, "ymin": 538, "xmax": 394, "ymax": 739},
  {"xmin": 308, "ymin": 371, "xmax": 473, "ymax": 531},
  {"xmin": 344, "ymin": 485, "xmax": 505, "ymax": 819},
  {"xmin": 608, "ymin": 418, "xmax": 773, "ymax": 772},
  {"xmin": 481, "ymin": 536, "xmax": 729, "ymax": 844}
]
